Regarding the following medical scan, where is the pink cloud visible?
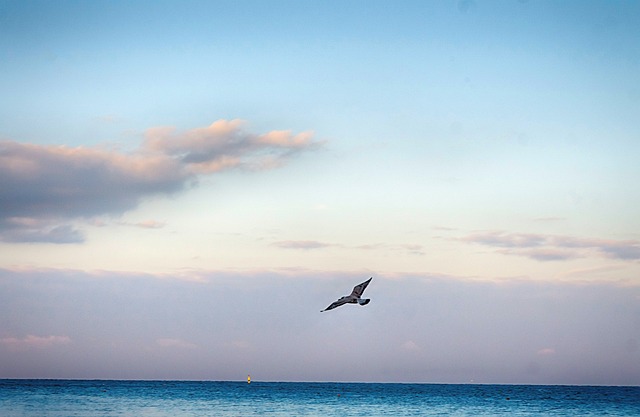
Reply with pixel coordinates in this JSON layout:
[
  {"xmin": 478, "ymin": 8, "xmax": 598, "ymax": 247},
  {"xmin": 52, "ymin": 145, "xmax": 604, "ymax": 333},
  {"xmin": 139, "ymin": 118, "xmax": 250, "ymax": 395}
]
[
  {"xmin": 134, "ymin": 220, "xmax": 166, "ymax": 229},
  {"xmin": 257, "ymin": 130, "xmax": 315, "ymax": 148},
  {"xmin": 537, "ymin": 348, "xmax": 556, "ymax": 356},
  {"xmin": 0, "ymin": 335, "xmax": 71, "ymax": 350},
  {"xmin": 143, "ymin": 119, "xmax": 319, "ymax": 173},
  {"xmin": 0, "ymin": 120, "xmax": 321, "ymax": 243}
]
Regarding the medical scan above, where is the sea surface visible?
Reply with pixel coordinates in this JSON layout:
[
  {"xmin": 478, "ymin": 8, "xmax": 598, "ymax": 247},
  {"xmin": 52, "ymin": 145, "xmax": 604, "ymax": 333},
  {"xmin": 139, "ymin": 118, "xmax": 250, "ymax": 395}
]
[{"xmin": 1, "ymin": 380, "xmax": 639, "ymax": 416}]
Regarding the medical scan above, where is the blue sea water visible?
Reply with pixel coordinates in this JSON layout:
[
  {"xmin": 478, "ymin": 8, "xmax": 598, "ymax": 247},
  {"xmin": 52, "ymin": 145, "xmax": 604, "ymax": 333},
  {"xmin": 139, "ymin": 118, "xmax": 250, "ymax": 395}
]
[{"xmin": 1, "ymin": 380, "xmax": 639, "ymax": 416}]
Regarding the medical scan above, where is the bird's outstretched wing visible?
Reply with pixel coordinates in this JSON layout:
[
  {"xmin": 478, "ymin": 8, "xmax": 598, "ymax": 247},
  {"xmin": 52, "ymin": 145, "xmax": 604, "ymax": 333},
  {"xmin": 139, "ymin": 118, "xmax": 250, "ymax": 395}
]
[
  {"xmin": 321, "ymin": 298, "xmax": 350, "ymax": 312},
  {"xmin": 350, "ymin": 277, "xmax": 372, "ymax": 298}
]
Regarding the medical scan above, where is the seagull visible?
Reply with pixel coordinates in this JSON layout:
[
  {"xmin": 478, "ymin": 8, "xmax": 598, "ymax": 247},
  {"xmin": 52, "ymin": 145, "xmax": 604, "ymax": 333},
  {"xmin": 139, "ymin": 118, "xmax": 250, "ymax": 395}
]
[{"xmin": 321, "ymin": 277, "xmax": 372, "ymax": 312}]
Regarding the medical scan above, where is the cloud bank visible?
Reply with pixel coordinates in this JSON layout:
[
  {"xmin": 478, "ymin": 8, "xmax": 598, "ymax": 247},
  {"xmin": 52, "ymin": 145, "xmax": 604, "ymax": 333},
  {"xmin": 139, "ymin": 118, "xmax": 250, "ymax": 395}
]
[
  {"xmin": 1, "ymin": 267, "xmax": 638, "ymax": 384},
  {"xmin": 0, "ymin": 120, "xmax": 319, "ymax": 243},
  {"xmin": 463, "ymin": 231, "xmax": 640, "ymax": 262}
]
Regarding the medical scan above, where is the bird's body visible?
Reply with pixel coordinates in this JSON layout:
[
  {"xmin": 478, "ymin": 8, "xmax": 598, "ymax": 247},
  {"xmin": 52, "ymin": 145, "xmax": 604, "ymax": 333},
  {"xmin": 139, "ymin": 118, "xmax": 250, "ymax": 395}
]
[{"xmin": 321, "ymin": 277, "xmax": 372, "ymax": 312}]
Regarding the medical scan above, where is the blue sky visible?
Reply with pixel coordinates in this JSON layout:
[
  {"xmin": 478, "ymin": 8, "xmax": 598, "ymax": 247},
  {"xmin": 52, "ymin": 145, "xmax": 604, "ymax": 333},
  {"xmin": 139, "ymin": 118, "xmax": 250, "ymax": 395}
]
[{"xmin": 1, "ymin": 0, "xmax": 639, "ymax": 384}]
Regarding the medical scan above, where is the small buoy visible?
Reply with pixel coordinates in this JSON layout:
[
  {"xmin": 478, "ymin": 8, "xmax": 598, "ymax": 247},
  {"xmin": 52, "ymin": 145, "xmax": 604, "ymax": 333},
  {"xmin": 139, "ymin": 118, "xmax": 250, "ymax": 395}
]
[{"xmin": 247, "ymin": 374, "xmax": 251, "ymax": 384}]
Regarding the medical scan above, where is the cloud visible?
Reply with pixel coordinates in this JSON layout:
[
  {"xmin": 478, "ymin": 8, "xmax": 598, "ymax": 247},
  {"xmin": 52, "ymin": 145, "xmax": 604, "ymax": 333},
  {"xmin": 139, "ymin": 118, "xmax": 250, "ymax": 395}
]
[
  {"xmin": 271, "ymin": 240, "xmax": 425, "ymax": 255},
  {"xmin": 117, "ymin": 219, "xmax": 167, "ymax": 229},
  {"xmin": 401, "ymin": 340, "xmax": 421, "ymax": 352},
  {"xmin": 88, "ymin": 218, "xmax": 166, "ymax": 230},
  {"xmin": 1, "ymin": 267, "xmax": 639, "ymax": 384},
  {"xmin": 0, "ymin": 218, "xmax": 84, "ymax": 243},
  {"xmin": 0, "ymin": 335, "xmax": 71, "ymax": 350},
  {"xmin": 131, "ymin": 220, "xmax": 166, "ymax": 229},
  {"xmin": 561, "ymin": 265, "xmax": 625, "ymax": 280},
  {"xmin": 579, "ymin": 239, "xmax": 640, "ymax": 261},
  {"xmin": 143, "ymin": 119, "xmax": 319, "ymax": 173},
  {"xmin": 463, "ymin": 231, "xmax": 640, "ymax": 262},
  {"xmin": 272, "ymin": 240, "xmax": 334, "ymax": 250},
  {"xmin": 0, "ymin": 120, "xmax": 320, "ymax": 243},
  {"xmin": 0, "ymin": 140, "xmax": 187, "ymax": 219},
  {"xmin": 156, "ymin": 338, "xmax": 198, "ymax": 349},
  {"xmin": 498, "ymin": 248, "xmax": 577, "ymax": 262},
  {"xmin": 465, "ymin": 232, "xmax": 546, "ymax": 248},
  {"xmin": 399, "ymin": 244, "xmax": 425, "ymax": 256},
  {"xmin": 356, "ymin": 243, "xmax": 425, "ymax": 256}
]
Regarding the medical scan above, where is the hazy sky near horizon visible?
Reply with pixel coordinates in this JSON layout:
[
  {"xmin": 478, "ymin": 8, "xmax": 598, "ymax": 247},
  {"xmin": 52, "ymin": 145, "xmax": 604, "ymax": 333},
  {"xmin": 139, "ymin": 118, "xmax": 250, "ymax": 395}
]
[{"xmin": 1, "ymin": 0, "xmax": 639, "ymax": 384}]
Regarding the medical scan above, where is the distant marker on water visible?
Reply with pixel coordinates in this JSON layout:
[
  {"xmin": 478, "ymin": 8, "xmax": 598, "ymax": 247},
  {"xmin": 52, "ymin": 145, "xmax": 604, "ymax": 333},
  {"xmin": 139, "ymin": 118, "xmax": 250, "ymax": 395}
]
[{"xmin": 247, "ymin": 375, "xmax": 251, "ymax": 384}]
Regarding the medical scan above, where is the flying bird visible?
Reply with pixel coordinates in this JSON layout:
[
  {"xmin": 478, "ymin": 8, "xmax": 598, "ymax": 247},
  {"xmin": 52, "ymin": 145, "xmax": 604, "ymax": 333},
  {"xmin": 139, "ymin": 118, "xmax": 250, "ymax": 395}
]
[{"xmin": 321, "ymin": 277, "xmax": 372, "ymax": 312}]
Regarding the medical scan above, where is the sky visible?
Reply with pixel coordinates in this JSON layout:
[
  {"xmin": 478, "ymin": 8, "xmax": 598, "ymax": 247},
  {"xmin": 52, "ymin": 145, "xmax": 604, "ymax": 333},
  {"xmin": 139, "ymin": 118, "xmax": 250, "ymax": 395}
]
[{"xmin": 0, "ymin": 0, "xmax": 639, "ymax": 385}]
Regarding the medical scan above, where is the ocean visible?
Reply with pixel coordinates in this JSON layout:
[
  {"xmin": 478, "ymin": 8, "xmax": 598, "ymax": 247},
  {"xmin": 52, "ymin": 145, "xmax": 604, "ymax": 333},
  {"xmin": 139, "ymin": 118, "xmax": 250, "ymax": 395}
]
[{"xmin": 1, "ymin": 380, "xmax": 638, "ymax": 416}]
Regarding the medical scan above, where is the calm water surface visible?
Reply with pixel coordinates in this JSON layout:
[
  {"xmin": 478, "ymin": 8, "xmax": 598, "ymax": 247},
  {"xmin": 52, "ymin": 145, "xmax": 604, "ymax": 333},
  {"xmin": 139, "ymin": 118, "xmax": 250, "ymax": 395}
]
[{"xmin": 1, "ymin": 380, "xmax": 639, "ymax": 416}]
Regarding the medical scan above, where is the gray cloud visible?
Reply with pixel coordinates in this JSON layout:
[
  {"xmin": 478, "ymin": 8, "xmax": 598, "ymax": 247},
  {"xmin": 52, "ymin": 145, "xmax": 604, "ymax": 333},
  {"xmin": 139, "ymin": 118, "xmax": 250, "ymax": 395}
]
[
  {"xmin": 0, "ymin": 218, "xmax": 85, "ymax": 244},
  {"xmin": 272, "ymin": 240, "xmax": 334, "ymax": 250},
  {"xmin": 599, "ymin": 243, "xmax": 640, "ymax": 260},
  {"xmin": 1, "ymin": 267, "xmax": 638, "ymax": 384},
  {"xmin": 0, "ymin": 120, "xmax": 320, "ymax": 243},
  {"xmin": 503, "ymin": 248, "xmax": 578, "ymax": 262},
  {"xmin": 0, "ymin": 140, "xmax": 187, "ymax": 219},
  {"xmin": 271, "ymin": 240, "xmax": 425, "ymax": 255},
  {"xmin": 463, "ymin": 231, "xmax": 640, "ymax": 261},
  {"xmin": 465, "ymin": 232, "xmax": 546, "ymax": 249}
]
